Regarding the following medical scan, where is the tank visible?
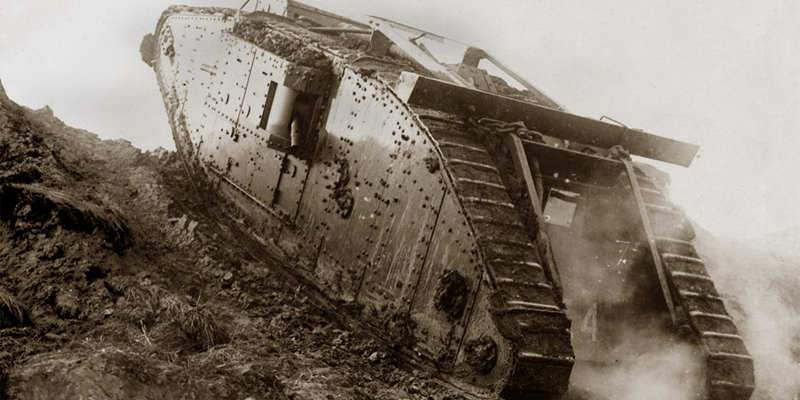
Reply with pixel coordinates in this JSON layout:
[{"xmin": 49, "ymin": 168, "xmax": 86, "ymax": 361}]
[{"xmin": 142, "ymin": 2, "xmax": 755, "ymax": 398}]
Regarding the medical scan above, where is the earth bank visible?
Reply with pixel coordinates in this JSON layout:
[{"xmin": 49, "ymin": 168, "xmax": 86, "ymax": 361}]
[{"xmin": 0, "ymin": 79, "xmax": 460, "ymax": 400}]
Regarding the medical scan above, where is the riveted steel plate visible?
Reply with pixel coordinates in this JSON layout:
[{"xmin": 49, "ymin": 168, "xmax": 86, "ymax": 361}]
[
  {"xmin": 238, "ymin": 50, "xmax": 288, "ymax": 138},
  {"xmin": 197, "ymin": 108, "xmax": 235, "ymax": 171},
  {"xmin": 249, "ymin": 150, "xmax": 284, "ymax": 205},
  {"xmin": 274, "ymin": 155, "xmax": 309, "ymax": 220},
  {"xmin": 183, "ymin": 23, "xmax": 245, "ymax": 147},
  {"xmin": 224, "ymin": 38, "xmax": 255, "ymax": 120},
  {"xmin": 357, "ymin": 125, "xmax": 447, "ymax": 321},
  {"xmin": 293, "ymin": 71, "xmax": 401, "ymax": 301},
  {"xmin": 408, "ymin": 190, "xmax": 481, "ymax": 365}
]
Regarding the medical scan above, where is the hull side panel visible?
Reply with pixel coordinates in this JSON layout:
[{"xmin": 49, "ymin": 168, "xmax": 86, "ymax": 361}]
[{"xmin": 153, "ymin": 9, "xmax": 571, "ymax": 397}]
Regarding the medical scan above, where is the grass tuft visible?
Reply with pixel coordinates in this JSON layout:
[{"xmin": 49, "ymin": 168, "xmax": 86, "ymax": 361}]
[
  {"xmin": 178, "ymin": 305, "xmax": 230, "ymax": 350},
  {"xmin": 0, "ymin": 289, "xmax": 31, "ymax": 328},
  {"xmin": 116, "ymin": 281, "xmax": 230, "ymax": 351}
]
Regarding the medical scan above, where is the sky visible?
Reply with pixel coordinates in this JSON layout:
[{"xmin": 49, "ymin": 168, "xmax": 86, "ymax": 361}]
[{"xmin": 1, "ymin": 0, "xmax": 798, "ymax": 239}]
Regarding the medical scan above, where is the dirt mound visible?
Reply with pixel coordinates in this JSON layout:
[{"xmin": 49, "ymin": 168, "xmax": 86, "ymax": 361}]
[
  {"xmin": 0, "ymin": 183, "xmax": 131, "ymax": 252},
  {"xmin": 233, "ymin": 18, "xmax": 333, "ymax": 71},
  {"xmin": 7, "ymin": 349, "xmax": 289, "ymax": 400},
  {"xmin": 0, "ymin": 81, "xmax": 457, "ymax": 399}
]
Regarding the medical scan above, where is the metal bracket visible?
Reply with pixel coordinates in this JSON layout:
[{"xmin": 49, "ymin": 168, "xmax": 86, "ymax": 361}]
[
  {"xmin": 621, "ymin": 158, "xmax": 677, "ymax": 325},
  {"xmin": 368, "ymin": 30, "xmax": 393, "ymax": 57},
  {"xmin": 600, "ymin": 115, "xmax": 631, "ymax": 150},
  {"xmin": 503, "ymin": 132, "xmax": 563, "ymax": 293}
]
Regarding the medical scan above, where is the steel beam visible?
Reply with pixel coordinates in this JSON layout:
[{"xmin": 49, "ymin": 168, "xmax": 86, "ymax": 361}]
[{"xmin": 396, "ymin": 73, "xmax": 699, "ymax": 167}]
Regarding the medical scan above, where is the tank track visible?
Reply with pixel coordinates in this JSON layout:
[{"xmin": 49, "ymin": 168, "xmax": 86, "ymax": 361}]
[
  {"xmin": 633, "ymin": 170, "xmax": 755, "ymax": 400},
  {"xmin": 416, "ymin": 109, "xmax": 575, "ymax": 397}
]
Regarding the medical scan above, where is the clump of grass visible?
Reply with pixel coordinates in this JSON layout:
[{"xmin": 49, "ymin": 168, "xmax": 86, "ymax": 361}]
[
  {"xmin": 178, "ymin": 305, "xmax": 230, "ymax": 350},
  {"xmin": 115, "ymin": 281, "xmax": 229, "ymax": 351},
  {"xmin": 114, "ymin": 282, "xmax": 171, "ymax": 326},
  {"xmin": 0, "ymin": 289, "xmax": 31, "ymax": 328}
]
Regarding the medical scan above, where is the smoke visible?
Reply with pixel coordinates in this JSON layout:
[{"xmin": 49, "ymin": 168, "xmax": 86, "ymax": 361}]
[
  {"xmin": 566, "ymin": 302, "xmax": 707, "ymax": 400},
  {"xmin": 570, "ymin": 324, "xmax": 705, "ymax": 400},
  {"xmin": 695, "ymin": 227, "xmax": 800, "ymax": 400},
  {"xmin": 549, "ymin": 171, "xmax": 799, "ymax": 400},
  {"xmin": 565, "ymin": 219, "xmax": 800, "ymax": 400},
  {"xmin": 555, "ymin": 189, "xmax": 710, "ymax": 400}
]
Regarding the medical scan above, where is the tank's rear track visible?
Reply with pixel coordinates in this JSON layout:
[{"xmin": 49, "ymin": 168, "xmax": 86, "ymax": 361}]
[
  {"xmin": 631, "ymin": 172, "xmax": 755, "ymax": 399},
  {"xmin": 423, "ymin": 111, "xmax": 753, "ymax": 399}
]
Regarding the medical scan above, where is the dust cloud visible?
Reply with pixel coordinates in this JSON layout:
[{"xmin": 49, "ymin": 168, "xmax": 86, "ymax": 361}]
[
  {"xmin": 570, "ymin": 326, "xmax": 704, "ymax": 400},
  {"xmin": 566, "ymin": 285, "xmax": 708, "ymax": 400},
  {"xmin": 556, "ymin": 188, "xmax": 710, "ymax": 400},
  {"xmin": 562, "ymin": 198, "xmax": 800, "ymax": 400},
  {"xmin": 695, "ymin": 227, "xmax": 800, "ymax": 400}
]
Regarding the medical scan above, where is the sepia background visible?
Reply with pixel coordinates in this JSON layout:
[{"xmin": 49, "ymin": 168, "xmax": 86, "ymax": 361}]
[
  {"xmin": 1, "ymin": 1, "xmax": 798, "ymax": 398},
  {"xmin": 2, "ymin": 0, "xmax": 798, "ymax": 239}
]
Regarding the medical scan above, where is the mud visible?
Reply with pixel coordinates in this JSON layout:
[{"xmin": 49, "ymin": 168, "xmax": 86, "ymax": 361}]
[
  {"xmin": 229, "ymin": 10, "xmax": 431, "ymax": 87},
  {"xmin": 0, "ymin": 80, "xmax": 458, "ymax": 400},
  {"xmin": 0, "ymin": 183, "xmax": 131, "ymax": 252},
  {"xmin": 433, "ymin": 270, "xmax": 470, "ymax": 321},
  {"xmin": 331, "ymin": 157, "xmax": 354, "ymax": 218},
  {"xmin": 0, "ymin": 289, "xmax": 31, "ymax": 329},
  {"xmin": 139, "ymin": 33, "xmax": 156, "ymax": 67},
  {"xmin": 424, "ymin": 153, "xmax": 440, "ymax": 173},
  {"xmin": 463, "ymin": 335, "xmax": 497, "ymax": 374},
  {"xmin": 233, "ymin": 18, "xmax": 333, "ymax": 71}
]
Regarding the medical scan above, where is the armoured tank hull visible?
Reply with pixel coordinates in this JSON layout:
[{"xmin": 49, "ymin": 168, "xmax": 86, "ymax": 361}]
[{"xmin": 144, "ymin": 3, "xmax": 754, "ymax": 398}]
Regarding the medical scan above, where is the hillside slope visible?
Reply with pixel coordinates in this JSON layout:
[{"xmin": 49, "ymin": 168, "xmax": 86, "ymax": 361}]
[
  {"xmin": 0, "ymin": 79, "xmax": 460, "ymax": 400},
  {"xmin": 2, "ymin": 76, "xmax": 797, "ymax": 399}
]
